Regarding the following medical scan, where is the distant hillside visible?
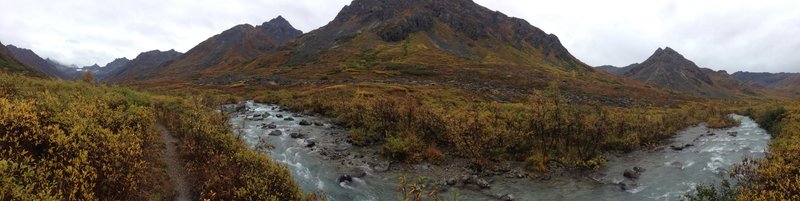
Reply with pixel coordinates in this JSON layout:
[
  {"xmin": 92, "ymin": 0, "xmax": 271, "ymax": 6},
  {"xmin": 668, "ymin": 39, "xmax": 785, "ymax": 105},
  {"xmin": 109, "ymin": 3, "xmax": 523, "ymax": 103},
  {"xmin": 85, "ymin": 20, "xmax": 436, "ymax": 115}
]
[
  {"xmin": 0, "ymin": 41, "xmax": 45, "ymax": 77},
  {"xmin": 600, "ymin": 47, "xmax": 760, "ymax": 98},
  {"xmin": 108, "ymin": 16, "xmax": 303, "ymax": 84},
  {"xmin": 732, "ymin": 71, "xmax": 800, "ymax": 96},
  {"xmin": 6, "ymin": 44, "xmax": 67, "ymax": 78},
  {"xmin": 595, "ymin": 64, "xmax": 638, "ymax": 76},
  {"xmin": 732, "ymin": 71, "xmax": 800, "ymax": 88},
  {"xmin": 103, "ymin": 50, "xmax": 182, "ymax": 83}
]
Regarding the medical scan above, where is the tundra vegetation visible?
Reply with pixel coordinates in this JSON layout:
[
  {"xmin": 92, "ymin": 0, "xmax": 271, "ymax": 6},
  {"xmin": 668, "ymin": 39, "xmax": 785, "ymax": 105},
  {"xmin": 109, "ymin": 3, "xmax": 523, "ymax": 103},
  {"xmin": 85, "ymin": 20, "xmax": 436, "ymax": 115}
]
[{"xmin": 0, "ymin": 73, "xmax": 308, "ymax": 200}]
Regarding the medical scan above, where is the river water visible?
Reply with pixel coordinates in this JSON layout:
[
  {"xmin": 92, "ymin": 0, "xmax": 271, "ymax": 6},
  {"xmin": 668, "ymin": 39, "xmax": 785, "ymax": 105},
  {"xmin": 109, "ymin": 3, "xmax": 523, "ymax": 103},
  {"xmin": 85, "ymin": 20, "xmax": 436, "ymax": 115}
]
[{"xmin": 228, "ymin": 101, "xmax": 771, "ymax": 201}]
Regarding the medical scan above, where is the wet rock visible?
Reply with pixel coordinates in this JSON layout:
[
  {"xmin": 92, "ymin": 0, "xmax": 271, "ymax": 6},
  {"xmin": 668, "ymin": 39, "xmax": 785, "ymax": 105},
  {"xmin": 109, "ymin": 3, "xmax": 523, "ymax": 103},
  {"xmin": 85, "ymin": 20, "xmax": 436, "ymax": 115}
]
[
  {"xmin": 670, "ymin": 145, "xmax": 684, "ymax": 151},
  {"xmin": 633, "ymin": 166, "xmax": 646, "ymax": 173},
  {"xmin": 623, "ymin": 169, "xmax": 641, "ymax": 179},
  {"xmin": 234, "ymin": 103, "xmax": 247, "ymax": 113},
  {"xmin": 496, "ymin": 194, "xmax": 515, "ymax": 201},
  {"xmin": 669, "ymin": 161, "xmax": 683, "ymax": 168},
  {"xmin": 264, "ymin": 123, "xmax": 277, "ymax": 129},
  {"xmin": 275, "ymin": 114, "xmax": 284, "ymax": 118},
  {"xmin": 338, "ymin": 175, "xmax": 353, "ymax": 183},
  {"xmin": 728, "ymin": 132, "xmax": 738, "ymax": 137},
  {"xmin": 445, "ymin": 178, "xmax": 457, "ymax": 186},
  {"xmin": 305, "ymin": 140, "xmax": 316, "ymax": 148},
  {"xmin": 290, "ymin": 133, "xmax": 306, "ymax": 139},
  {"xmin": 284, "ymin": 117, "xmax": 295, "ymax": 121},
  {"xmin": 475, "ymin": 178, "xmax": 491, "ymax": 189},
  {"xmin": 373, "ymin": 163, "xmax": 390, "ymax": 172},
  {"xmin": 313, "ymin": 121, "xmax": 324, "ymax": 126},
  {"xmin": 292, "ymin": 113, "xmax": 303, "ymax": 117},
  {"xmin": 268, "ymin": 130, "xmax": 282, "ymax": 136},
  {"xmin": 299, "ymin": 119, "xmax": 312, "ymax": 126},
  {"xmin": 670, "ymin": 143, "xmax": 694, "ymax": 151}
]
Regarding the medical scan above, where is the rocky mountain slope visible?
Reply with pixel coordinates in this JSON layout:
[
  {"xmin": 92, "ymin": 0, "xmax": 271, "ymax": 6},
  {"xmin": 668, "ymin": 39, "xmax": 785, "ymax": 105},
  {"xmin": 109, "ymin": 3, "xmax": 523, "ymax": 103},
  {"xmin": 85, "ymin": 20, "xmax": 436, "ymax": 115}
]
[
  {"xmin": 597, "ymin": 47, "xmax": 760, "ymax": 98},
  {"xmin": 732, "ymin": 71, "xmax": 800, "ymax": 88},
  {"xmin": 595, "ymin": 64, "xmax": 638, "ymax": 76},
  {"xmin": 157, "ymin": 16, "xmax": 302, "ymax": 77},
  {"xmin": 279, "ymin": 0, "xmax": 586, "ymax": 70},
  {"xmin": 116, "ymin": 0, "xmax": 677, "ymax": 105},
  {"xmin": 6, "ymin": 44, "xmax": 69, "ymax": 79},
  {"xmin": 103, "ymin": 50, "xmax": 182, "ymax": 83},
  {"xmin": 0, "ymin": 41, "xmax": 44, "ymax": 77},
  {"xmin": 732, "ymin": 71, "xmax": 800, "ymax": 96}
]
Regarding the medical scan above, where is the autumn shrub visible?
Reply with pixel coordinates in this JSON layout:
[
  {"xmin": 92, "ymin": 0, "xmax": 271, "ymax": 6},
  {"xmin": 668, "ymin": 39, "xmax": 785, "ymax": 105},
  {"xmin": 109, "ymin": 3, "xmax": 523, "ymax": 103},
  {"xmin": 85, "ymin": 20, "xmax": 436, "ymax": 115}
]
[
  {"xmin": 155, "ymin": 97, "xmax": 305, "ymax": 200},
  {"xmin": 732, "ymin": 102, "xmax": 799, "ymax": 201},
  {"xmin": 685, "ymin": 179, "xmax": 737, "ymax": 201},
  {"xmin": 0, "ymin": 74, "xmax": 167, "ymax": 200},
  {"xmin": 755, "ymin": 106, "xmax": 785, "ymax": 135},
  {"xmin": 706, "ymin": 115, "xmax": 741, "ymax": 129}
]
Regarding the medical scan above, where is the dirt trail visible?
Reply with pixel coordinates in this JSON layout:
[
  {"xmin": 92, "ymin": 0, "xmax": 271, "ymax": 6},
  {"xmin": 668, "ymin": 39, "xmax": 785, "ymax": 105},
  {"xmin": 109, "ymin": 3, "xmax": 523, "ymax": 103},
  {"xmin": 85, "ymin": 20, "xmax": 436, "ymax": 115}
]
[{"xmin": 158, "ymin": 124, "xmax": 191, "ymax": 201}]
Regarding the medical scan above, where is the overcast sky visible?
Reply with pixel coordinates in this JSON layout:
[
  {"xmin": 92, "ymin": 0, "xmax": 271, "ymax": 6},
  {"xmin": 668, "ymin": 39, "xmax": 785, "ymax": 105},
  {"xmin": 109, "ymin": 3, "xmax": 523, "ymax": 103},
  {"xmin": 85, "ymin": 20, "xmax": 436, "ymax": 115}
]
[{"xmin": 1, "ymin": 0, "xmax": 798, "ymax": 73}]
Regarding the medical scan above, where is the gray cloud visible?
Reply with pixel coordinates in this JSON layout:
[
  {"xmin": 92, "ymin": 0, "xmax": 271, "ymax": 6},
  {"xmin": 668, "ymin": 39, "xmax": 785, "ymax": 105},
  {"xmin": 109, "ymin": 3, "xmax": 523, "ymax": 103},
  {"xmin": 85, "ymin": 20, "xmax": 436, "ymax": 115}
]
[{"xmin": 1, "ymin": 0, "xmax": 798, "ymax": 73}]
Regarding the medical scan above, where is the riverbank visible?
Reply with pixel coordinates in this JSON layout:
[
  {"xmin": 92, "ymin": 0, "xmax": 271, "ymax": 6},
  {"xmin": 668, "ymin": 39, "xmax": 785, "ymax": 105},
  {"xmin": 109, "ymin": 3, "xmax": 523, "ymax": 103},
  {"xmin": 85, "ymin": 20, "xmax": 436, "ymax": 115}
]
[{"xmin": 227, "ymin": 101, "xmax": 771, "ymax": 201}]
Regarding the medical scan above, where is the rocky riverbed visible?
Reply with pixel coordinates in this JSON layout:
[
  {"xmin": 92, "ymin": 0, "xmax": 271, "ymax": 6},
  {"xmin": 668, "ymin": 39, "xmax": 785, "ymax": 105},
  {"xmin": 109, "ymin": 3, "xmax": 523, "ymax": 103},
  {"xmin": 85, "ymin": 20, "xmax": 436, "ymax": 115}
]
[{"xmin": 224, "ymin": 101, "xmax": 771, "ymax": 201}]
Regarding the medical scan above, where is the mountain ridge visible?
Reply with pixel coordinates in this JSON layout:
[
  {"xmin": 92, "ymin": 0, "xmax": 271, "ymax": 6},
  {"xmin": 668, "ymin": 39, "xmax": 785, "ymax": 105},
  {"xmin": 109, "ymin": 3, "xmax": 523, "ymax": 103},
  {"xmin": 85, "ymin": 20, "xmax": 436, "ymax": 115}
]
[
  {"xmin": 6, "ymin": 44, "xmax": 69, "ymax": 79},
  {"xmin": 597, "ymin": 47, "xmax": 760, "ymax": 98}
]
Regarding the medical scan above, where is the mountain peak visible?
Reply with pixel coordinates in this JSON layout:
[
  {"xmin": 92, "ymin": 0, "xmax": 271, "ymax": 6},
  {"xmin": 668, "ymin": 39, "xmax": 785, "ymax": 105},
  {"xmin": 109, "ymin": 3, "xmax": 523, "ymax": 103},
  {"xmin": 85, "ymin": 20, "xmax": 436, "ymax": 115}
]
[
  {"xmin": 649, "ymin": 47, "xmax": 688, "ymax": 62},
  {"xmin": 266, "ymin": 15, "xmax": 290, "ymax": 26}
]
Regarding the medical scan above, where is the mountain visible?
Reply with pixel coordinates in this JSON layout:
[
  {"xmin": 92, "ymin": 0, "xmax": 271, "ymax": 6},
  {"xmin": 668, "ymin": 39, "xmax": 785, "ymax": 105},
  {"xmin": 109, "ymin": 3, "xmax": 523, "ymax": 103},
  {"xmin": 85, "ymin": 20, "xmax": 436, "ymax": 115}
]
[
  {"xmin": 75, "ymin": 58, "xmax": 131, "ymax": 80},
  {"xmin": 103, "ymin": 50, "xmax": 182, "ymax": 83},
  {"xmin": 46, "ymin": 59, "xmax": 83, "ymax": 79},
  {"xmin": 6, "ymin": 44, "xmax": 68, "ymax": 79},
  {"xmin": 0, "ymin": 41, "xmax": 45, "ymax": 77},
  {"xmin": 732, "ymin": 72, "xmax": 800, "ymax": 88},
  {"xmin": 123, "ymin": 0, "xmax": 681, "ymax": 105},
  {"xmin": 595, "ymin": 64, "xmax": 639, "ymax": 76},
  {"xmin": 96, "ymin": 57, "xmax": 131, "ymax": 77},
  {"xmin": 132, "ymin": 16, "xmax": 302, "ymax": 80},
  {"xmin": 622, "ymin": 47, "xmax": 759, "ymax": 98},
  {"xmin": 732, "ymin": 71, "xmax": 800, "ymax": 96},
  {"xmin": 279, "ymin": 0, "xmax": 586, "ymax": 70}
]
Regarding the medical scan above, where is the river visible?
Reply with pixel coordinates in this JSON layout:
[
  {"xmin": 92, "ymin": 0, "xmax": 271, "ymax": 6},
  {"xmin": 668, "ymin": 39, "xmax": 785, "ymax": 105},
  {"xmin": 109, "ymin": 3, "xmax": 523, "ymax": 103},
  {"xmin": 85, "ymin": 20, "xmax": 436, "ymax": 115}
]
[{"xmin": 228, "ymin": 101, "xmax": 771, "ymax": 201}]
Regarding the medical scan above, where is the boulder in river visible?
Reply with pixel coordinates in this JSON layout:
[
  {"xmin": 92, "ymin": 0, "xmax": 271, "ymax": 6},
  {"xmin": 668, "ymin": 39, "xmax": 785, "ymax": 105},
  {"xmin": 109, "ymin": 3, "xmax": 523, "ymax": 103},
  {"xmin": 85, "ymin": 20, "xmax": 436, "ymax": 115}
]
[
  {"xmin": 445, "ymin": 178, "xmax": 457, "ymax": 186},
  {"xmin": 475, "ymin": 178, "xmax": 491, "ymax": 189},
  {"xmin": 290, "ymin": 133, "xmax": 306, "ymax": 139},
  {"xmin": 669, "ymin": 160, "xmax": 683, "ymax": 168},
  {"xmin": 263, "ymin": 123, "xmax": 277, "ymax": 129},
  {"xmin": 623, "ymin": 169, "xmax": 641, "ymax": 179},
  {"xmin": 495, "ymin": 194, "xmax": 515, "ymax": 201},
  {"xmin": 728, "ymin": 132, "xmax": 738, "ymax": 137},
  {"xmin": 633, "ymin": 166, "xmax": 646, "ymax": 173},
  {"xmin": 338, "ymin": 175, "xmax": 352, "ymax": 183},
  {"xmin": 670, "ymin": 143, "xmax": 694, "ymax": 151},
  {"xmin": 299, "ymin": 120, "xmax": 312, "ymax": 126},
  {"xmin": 284, "ymin": 117, "xmax": 295, "ymax": 121},
  {"xmin": 313, "ymin": 121, "xmax": 324, "ymax": 126},
  {"xmin": 268, "ymin": 130, "xmax": 282, "ymax": 136},
  {"xmin": 305, "ymin": 140, "xmax": 316, "ymax": 148},
  {"xmin": 275, "ymin": 114, "xmax": 284, "ymax": 118}
]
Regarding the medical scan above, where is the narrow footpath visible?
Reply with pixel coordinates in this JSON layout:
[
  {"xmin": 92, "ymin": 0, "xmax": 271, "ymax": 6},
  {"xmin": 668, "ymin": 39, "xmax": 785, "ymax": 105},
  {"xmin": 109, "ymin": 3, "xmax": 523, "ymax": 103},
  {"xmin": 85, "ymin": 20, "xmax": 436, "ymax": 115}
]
[{"xmin": 158, "ymin": 124, "xmax": 191, "ymax": 201}]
